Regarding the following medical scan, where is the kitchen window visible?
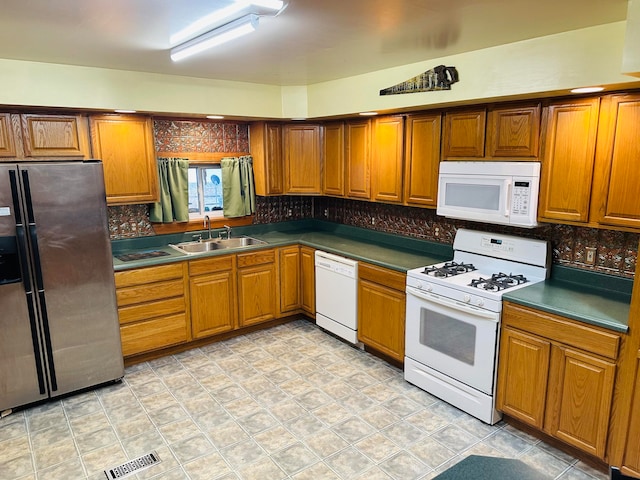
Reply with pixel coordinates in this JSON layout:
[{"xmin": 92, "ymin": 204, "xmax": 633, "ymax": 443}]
[{"xmin": 188, "ymin": 164, "xmax": 223, "ymax": 219}]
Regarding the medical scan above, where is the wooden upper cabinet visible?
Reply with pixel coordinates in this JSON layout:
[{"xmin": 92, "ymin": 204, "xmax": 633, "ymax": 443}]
[
  {"xmin": 250, "ymin": 122, "xmax": 284, "ymax": 196},
  {"xmin": 442, "ymin": 109, "xmax": 486, "ymax": 158},
  {"xmin": 404, "ymin": 113, "xmax": 441, "ymax": 208},
  {"xmin": 538, "ymin": 98, "xmax": 600, "ymax": 224},
  {"xmin": 283, "ymin": 124, "xmax": 321, "ymax": 194},
  {"xmin": 322, "ymin": 122, "xmax": 345, "ymax": 196},
  {"xmin": 372, "ymin": 115, "xmax": 404, "ymax": 204},
  {"xmin": 89, "ymin": 114, "xmax": 159, "ymax": 205},
  {"xmin": 21, "ymin": 114, "xmax": 91, "ymax": 159},
  {"xmin": 591, "ymin": 93, "xmax": 640, "ymax": 230},
  {"xmin": 486, "ymin": 104, "xmax": 540, "ymax": 158},
  {"xmin": 0, "ymin": 114, "xmax": 17, "ymax": 158},
  {"xmin": 345, "ymin": 119, "xmax": 371, "ymax": 199}
]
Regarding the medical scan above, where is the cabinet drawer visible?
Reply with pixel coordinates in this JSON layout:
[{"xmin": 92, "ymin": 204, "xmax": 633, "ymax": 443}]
[
  {"xmin": 189, "ymin": 255, "xmax": 234, "ymax": 276},
  {"xmin": 120, "ymin": 313, "xmax": 188, "ymax": 357},
  {"xmin": 116, "ymin": 279, "xmax": 185, "ymax": 307},
  {"xmin": 358, "ymin": 262, "xmax": 406, "ymax": 292},
  {"xmin": 237, "ymin": 249, "xmax": 275, "ymax": 268},
  {"xmin": 115, "ymin": 263, "xmax": 184, "ymax": 288},
  {"xmin": 503, "ymin": 302, "xmax": 621, "ymax": 360},
  {"xmin": 118, "ymin": 297, "xmax": 186, "ymax": 325}
]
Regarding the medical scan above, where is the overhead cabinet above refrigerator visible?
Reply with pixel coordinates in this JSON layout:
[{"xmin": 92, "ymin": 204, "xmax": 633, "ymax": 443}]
[{"xmin": 0, "ymin": 161, "xmax": 124, "ymax": 413}]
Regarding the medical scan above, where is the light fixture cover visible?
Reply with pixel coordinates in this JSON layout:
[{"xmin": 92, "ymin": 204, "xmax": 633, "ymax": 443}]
[{"xmin": 171, "ymin": 14, "xmax": 259, "ymax": 62}]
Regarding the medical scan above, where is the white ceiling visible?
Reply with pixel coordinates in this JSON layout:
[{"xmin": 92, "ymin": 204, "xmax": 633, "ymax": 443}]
[{"xmin": 0, "ymin": 0, "xmax": 629, "ymax": 86}]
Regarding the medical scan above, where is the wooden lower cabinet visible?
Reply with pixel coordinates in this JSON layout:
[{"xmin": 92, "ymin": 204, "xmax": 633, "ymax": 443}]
[
  {"xmin": 237, "ymin": 249, "xmax": 278, "ymax": 327},
  {"xmin": 357, "ymin": 262, "xmax": 406, "ymax": 362},
  {"xmin": 189, "ymin": 255, "xmax": 237, "ymax": 339},
  {"xmin": 497, "ymin": 302, "xmax": 620, "ymax": 460},
  {"xmin": 279, "ymin": 246, "xmax": 301, "ymax": 315},
  {"xmin": 622, "ymin": 352, "xmax": 640, "ymax": 476},
  {"xmin": 115, "ymin": 263, "xmax": 190, "ymax": 357},
  {"xmin": 300, "ymin": 246, "xmax": 315, "ymax": 315}
]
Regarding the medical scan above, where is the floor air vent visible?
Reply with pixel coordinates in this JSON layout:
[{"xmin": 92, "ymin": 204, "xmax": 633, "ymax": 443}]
[{"xmin": 103, "ymin": 451, "xmax": 161, "ymax": 479}]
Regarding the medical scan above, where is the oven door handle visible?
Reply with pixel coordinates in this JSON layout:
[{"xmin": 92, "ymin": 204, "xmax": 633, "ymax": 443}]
[{"xmin": 406, "ymin": 286, "xmax": 498, "ymax": 320}]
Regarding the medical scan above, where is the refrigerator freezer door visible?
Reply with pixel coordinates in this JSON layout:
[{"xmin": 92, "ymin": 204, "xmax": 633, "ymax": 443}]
[
  {"xmin": 0, "ymin": 165, "xmax": 48, "ymax": 410},
  {"xmin": 21, "ymin": 162, "xmax": 124, "ymax": 398}
]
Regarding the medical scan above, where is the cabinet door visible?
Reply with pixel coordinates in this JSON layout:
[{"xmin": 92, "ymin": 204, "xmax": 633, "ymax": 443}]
[
  {"xmin": 250, "ymin": 122, "xmax": 284, "ymax": 195},
  {"xmin": 545, "ymin": 346, "xmax": 616, "ymax": 459},
  {"xmin": 279, "ymin": 246, "xmax": 300, "ymax": 315},
  {"xmin": 487, "ymin": 104, "xmax": 540, "ymax": 158},
  {"xmin": 238, "ymin": 262, "xmax": 277, "ymax": 327},
  {"xmin": 21, "ymin": 114, "xmax": 90, "ymax": 158},
  {"xmin": 190, "ymin": 270, "xmax": 237, "ymax": 338},
  {"xmin": 496, "ymin": 327, "xmax": 550, "ymax": 428},
  {"xmin": 283, "ymin": 124, "xmax": 321, "ymax": 194},
  {"xmin": 0, "ymin": 113, "xmax": 17, "ymax": 158},
  {"xmin": 372, "ymin": 116, "xmax": 404, "ymax": 204},
  {"xmin": 300, "ymin": 246, "xmax": 315, "ymax": 315},
  {"xmin": 345, "ymin": 119, "xmax": 371, "ymax": 199},
  {"xmin": 591, "ymin": 93, "xmax": 640, "ymax": 229},
  {"xmin": 90, "ymin": 114, "xmax": 159, "ymax": 205},
  {"xmin": 442, "ymin": 109, "xmax": 486, "ymax": 158},
  {"xmin": 403, "ymin": 113, "xmax": 441, "ymax": 207},
  {"xmin": 622, "ymin": 352, "xmax": 640, "ymax": 476},
  {"xmin": 538, "ymin": 98, "xmax": 600, "ymax": 223},
  {"xmin": 322, "ymin": 122, "xmax": 345, "ymax": 196},
  {"xmin": 357, "ymin": 263, "xmax": 406, "ymax": 362}
]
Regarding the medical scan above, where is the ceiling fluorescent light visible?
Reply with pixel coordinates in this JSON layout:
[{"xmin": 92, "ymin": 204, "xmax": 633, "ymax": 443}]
[
  {"xmin": 171, "ymin": 14, "xmax": 259, "ymax": 62},
  {"xmin": 170, "ymin": 1, "xmax": 283, "ymax": 46}
]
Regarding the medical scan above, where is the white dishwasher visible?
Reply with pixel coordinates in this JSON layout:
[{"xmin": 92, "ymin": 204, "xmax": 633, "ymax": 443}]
[{"xmin": 315, "ymin": 251, "xmax": 359, "ymax": 345}]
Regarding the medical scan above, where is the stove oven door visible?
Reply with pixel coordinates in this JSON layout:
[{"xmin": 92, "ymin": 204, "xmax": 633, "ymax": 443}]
[{"xmin": 405, "ymin": 285, "xmax": 499, "ymax": 394}]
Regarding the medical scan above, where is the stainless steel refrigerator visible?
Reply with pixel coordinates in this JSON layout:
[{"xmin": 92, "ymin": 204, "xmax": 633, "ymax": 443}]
[{"xmin": 0, "ymin": 161, "xmax": 124, "ymax": 413}]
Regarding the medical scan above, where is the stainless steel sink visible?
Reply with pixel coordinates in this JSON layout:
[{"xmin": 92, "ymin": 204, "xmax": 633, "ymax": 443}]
[{"xmin": 169, "ymin": 236, "xmax": 267, "ymax": 255}]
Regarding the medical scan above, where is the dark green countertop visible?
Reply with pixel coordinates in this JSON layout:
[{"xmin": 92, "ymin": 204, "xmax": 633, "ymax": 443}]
[
  {"xmin": 503, "ymin": 266, "xmax": 632, "ymax": 333},
  {"xmin": 112, "ymin": 219, "xmax": 452, "ymax": 274}
]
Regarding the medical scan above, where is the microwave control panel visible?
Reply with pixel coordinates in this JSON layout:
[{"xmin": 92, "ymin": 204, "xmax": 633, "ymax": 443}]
[{"xmin": 511, "ymin": 180, "xmax": 531, "ymax": 215}]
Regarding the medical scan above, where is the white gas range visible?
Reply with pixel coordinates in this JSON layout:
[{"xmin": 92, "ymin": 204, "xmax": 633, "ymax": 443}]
[{"xmin": 404, "ymin": 229, "xmax": 549, "ymax": 424}]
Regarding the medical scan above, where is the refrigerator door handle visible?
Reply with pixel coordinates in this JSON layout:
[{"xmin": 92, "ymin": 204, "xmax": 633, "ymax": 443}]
[
  {"xmin": 9, "ymin": 170, "xmax": 47, "ymax": 395},
  {"xmin": 21, "ymin": 169, "xmax": 58, "ymax": 392}
]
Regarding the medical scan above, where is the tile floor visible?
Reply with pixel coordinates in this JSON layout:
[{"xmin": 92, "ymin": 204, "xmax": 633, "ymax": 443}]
[{"xmin": 0, "ymin": 319, "xmax": 609, "ymax": 480}]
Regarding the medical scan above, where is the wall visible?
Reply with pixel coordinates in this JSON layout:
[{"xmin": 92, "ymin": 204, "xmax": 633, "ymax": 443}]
[
  {"xmin": 107, "ymin": 119, "xmax": 638, "ymax": 278},
  {"xmin": 1, "ymin": 24, "xmax": 638, "ymax": 119}
]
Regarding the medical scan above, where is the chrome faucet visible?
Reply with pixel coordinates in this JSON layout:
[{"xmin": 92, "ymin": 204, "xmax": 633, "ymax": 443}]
[
  {"xmin": 223, "ymin": 224, "xmax": 232, "ymax": 239},
  {"xmin": 203, "ymin": 215, "xmax": 211, "ymax": 240}
]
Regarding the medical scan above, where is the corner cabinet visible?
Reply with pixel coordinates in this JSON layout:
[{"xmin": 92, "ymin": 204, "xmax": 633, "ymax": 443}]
[
  {"xmin": 89, "ymin": 114, "xmax": 159, "ymax": 205},
  {"xmin": 403, "ymin": 113, "xmax": 441, "ymax": 208},
  {"xmin": 283, "ymin": 124, "xmax": 321, "ymax": 194},
  {"xmin": 357, "ymin": 263, "xmax": 406, "ymax": 362},
  {"xmin": 250, "ymin": 122, "xmax": 284, "ymax": 196},
  {"xmin": 322, "ymin": 122, "xmax": 345, "ymax": 196},
  {"xmin": 114, "ymin": 263, "xmax": 190, "ymax": 357},
  {"xmin": 497, "ymin": 301, "xmax": 620, "ymax": 459},
  {"xmin": 189, "ymin": 255, "xmax": 238, "ymax": 339}
]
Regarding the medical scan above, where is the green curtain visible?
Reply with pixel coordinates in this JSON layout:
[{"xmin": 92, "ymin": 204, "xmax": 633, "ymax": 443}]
[
  {"xmin": 149, "ymin": 157, "xmax": 190, "ymax": 223},
  {"xmin": 221, "ymin": 155, "xmax": 256, "ymax": 218}
]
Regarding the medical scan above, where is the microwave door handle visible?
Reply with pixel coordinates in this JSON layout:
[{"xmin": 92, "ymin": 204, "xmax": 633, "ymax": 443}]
[
  {"xmin": 406, "ymin": 286, "xmax": 498, "ymax": 320},
  {"xmin": 504, "ymin": 179, "xmax": 512, "ymax": 217}
]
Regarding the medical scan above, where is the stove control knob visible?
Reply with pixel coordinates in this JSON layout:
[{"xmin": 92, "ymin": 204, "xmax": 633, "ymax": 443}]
[
  {"xmin": 416, "ymin": 281, "xmax": 423, "ymax": 289},
  {"xmin": 425, "ymin": 283, "xmax": 433, "ymax": 292},
  {"xmin": 463, "ymin": 294, "xmax": 471, "ymax": 303},
  {"xmin": 476, "ymin": 298, "xmax": 485, "ymax": 307}
]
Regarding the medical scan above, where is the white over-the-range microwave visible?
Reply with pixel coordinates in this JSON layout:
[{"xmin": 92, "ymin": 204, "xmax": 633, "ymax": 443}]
[{"xmin": 437, "ymin": 161, "xmax": 541, "ymax": 228}]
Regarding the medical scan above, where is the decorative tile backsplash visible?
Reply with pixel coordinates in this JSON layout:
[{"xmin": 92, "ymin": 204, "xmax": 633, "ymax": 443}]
[
  {"xmin": 106, "ymin": 118, "xmax": 637, "ymax": 278},
  {"xmin": 153, "ymin": 119, "xmax": 249, "ymax": 153}
]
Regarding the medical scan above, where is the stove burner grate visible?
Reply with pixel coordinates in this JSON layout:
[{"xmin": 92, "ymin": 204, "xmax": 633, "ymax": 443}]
[
  {"xmin": 468, "ymin": 273, "xmax": 528, "ymax": 291},
  {"xmin": 423, "ymin": 262, "xmax": 477, "ymax": 278}
]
